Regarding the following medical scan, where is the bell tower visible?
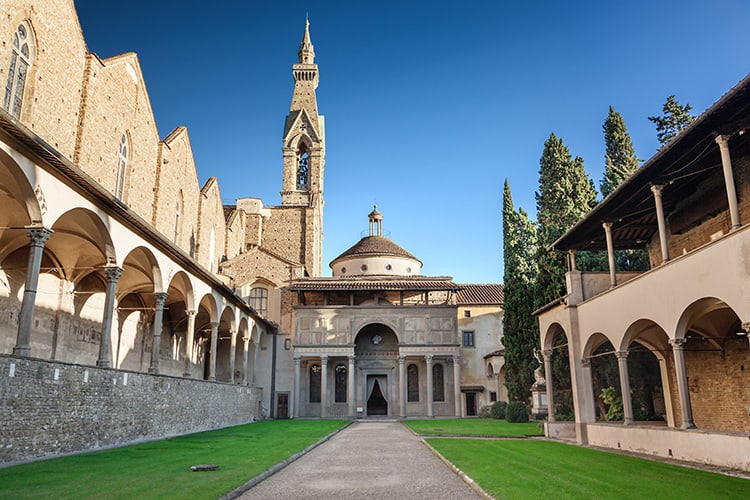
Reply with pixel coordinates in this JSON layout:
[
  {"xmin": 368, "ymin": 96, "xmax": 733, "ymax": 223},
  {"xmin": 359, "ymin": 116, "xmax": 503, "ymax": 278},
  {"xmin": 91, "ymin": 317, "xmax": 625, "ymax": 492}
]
[{"xmin": 279, "ymin": 18, "xmax": 325, "ymax": 276}]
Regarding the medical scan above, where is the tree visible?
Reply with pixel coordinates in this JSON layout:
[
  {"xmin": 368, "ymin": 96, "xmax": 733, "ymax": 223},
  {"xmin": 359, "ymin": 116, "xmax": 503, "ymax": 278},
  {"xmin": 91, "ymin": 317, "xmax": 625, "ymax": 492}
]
[
  {"xmin": 600, "ymin": 107, "xmax": 649, "ymax": 271},
  {"xmin": 502, "ymin": 180, "xmax": 539, "ymax": 402},
  {"xmin": 600, "ymin": 106, "xmax": 640, "ymax": 198},
  {"xmin": 648, "ymin": 95, "xmax": 695, "ymax": 146},
  {"xmin": 535, "ymin": 133, "xmax": 598, "ymax": 306}
]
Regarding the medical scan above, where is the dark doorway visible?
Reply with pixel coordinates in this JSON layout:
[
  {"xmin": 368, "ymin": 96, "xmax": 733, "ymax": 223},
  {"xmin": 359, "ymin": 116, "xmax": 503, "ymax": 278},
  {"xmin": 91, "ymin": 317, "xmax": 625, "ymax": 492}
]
[
  {"xmin": 367, "ymin": 378, "xmax": 388, "ymax": 415},
  {"xmin": 276, "ymin": 393, "xmax": 289, "ymax": 419},
  {"xmin": 466, "ymin": 392, "xmax": 477, "ymax": 416}
]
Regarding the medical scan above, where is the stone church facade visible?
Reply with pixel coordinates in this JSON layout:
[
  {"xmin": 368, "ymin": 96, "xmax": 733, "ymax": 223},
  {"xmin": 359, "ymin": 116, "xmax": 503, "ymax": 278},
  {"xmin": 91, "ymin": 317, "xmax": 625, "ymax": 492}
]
[{"xmin": 0, "ymin": 1, "xmax": 504, "ymax": 465}]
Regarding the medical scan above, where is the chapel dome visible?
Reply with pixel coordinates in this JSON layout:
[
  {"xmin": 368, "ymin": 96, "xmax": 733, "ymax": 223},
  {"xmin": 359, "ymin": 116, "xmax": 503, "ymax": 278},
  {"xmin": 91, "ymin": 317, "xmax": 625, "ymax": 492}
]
[{"xmin": 330, "ymin": 207, "xmax": 423, "ymax": 277}]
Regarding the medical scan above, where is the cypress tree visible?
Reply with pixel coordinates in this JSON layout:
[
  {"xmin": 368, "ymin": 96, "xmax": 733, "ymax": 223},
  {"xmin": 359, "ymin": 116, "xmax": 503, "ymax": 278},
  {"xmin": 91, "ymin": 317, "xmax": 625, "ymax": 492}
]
[
  {"xmin": 648, "ymin": 95, "xmax": 695, "ymax": 146},
  {"xmin": 601, "ymin": 106, "xmax": 640, "ymax": 198},
  {"xmin": 535, "ymin": 133, "xmax": 598, "ymax": 306},
  {"xmin": 502, "ymin": 180, "xmax": 538, "ymax": 402}
]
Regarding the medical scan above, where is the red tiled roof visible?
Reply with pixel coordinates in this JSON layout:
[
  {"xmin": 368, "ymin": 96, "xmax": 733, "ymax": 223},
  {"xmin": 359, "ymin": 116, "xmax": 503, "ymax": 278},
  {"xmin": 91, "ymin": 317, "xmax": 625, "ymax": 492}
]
[
  {"xmin": 330, "ymin": 236, "xmax": 421, "ymax": 265},
  {"xmin": 455, "ymin": 284, "xmax": 504, "ymax": 305},
  {"xmin": 289, "ymin": 276, "xmax": 460, "ymax": 292}
]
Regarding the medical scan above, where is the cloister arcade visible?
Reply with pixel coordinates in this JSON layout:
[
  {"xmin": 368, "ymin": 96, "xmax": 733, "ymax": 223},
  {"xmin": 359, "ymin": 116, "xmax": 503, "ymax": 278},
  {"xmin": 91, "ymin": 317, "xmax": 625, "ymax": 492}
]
[{"xmin": 0, "ymin": 126, "xmax": 268, "ymax": 386}]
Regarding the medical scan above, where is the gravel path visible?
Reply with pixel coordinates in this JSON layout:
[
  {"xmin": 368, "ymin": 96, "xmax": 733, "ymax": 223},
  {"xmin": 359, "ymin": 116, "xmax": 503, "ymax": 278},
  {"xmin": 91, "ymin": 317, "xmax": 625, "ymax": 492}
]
[{"xmin": 240, "ymin": 420, "xmax": 481, "ymax": 499}]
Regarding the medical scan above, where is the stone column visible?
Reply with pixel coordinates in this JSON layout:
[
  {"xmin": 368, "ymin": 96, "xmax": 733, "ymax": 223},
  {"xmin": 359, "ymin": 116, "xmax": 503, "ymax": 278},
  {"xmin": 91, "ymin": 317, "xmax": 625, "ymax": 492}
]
[
  {"xmin": 97, "ymin": 266, "xmax": 123, "ymax": 368},
  {"xmin": 715, "ymin": 135, "xmax": 741, "ymax": 230},
  {"xmin": 669, "ymin": 338, "xmax": 695, "ymax": 428},
  {"xmin": 182, "ymin": 309, "xmax": 196, "ymax": 377},
  {"xmin": 229, "ymin": 329, "xmax": 237, "ymax": 383},
  {"xmin": 603, "ymin": 222, "xmax": 617, "ymax": 287},
  {"xmin": 13, "ymin": 227, "xmax": 52, "ymax": 357},
  {"xmin": 320, "ymin": 355, "xmax": 329, "ymax": 418},
  {"xmin": 399, "ymin": 355, "xmax": 407, "ymax": 418},
  {"xmin": 616, "ymin": 350, "xmax": 634, "ymax": 425},
  {"xmin": 542, "ymin": 349, "xmax": 555, "ymax": 422},
  {"xmin": 425, "ymin": 354, "xmax": 434, "ymax": 418},
  {"xmin": 453, "ymin": 354, "xmax": 462, "ymax": 417},
  {"xmin": 148, "ymin": 292, "xmax": 168, "ymax": 374},
  {"xmin": 208, "ymin": 321, "xmax": 219, "ymax": 381},
  {"xmin": 651, "ymin": 184, "xmax": 670, "ymax": 263},
  {"xmin": 293, "ymin": 356, "xmax": 302, "ymax": 418},
  {"xmin": 348, "ymin": 355, "xmax": 356, "ymax": 418},
  {"xmin": 242, "ymin": 335, "xmax": 250, "ymax": 385}
]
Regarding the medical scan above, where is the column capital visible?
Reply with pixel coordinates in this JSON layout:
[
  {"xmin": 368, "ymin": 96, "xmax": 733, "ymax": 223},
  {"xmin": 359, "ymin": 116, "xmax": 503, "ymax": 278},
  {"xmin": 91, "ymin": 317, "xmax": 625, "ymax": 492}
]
[
  {"xmin": 581, "ymin": 358, "xmax": 591, "ymax": 367},
  {"xmin": 27, "ymin": 227, "xmax": 52, "ymax": 246},
  {"xmin": 104, "ymin": 266, "xmax": 123, "ymax": 282},
  {"xmin": 615, "ymin": 350, "xmax": 629, "ymax": 360},
  {"xmin": 210, "ymin": 321, "xmax": 219, "ymax": 329},
  {"xmin": 154, "ymin": 292, "xmax": 168, "ymax": 306},
  {"xmin": 541, "ymin": 349, "xmax": 554, "ymax": 361},
  {"xmin": 320, "ymin": 355, "xmax": 329, "ymax": 364},
  {"xmin": 398, "ymin": 354, "xmax": 406, "ymax": 364},
  {"xmin": 424, "ymin": 353, "xmax": 433, "ymax": 363},
  {"xmin": 650, "ymin": 183, "xmax": 664, "ymax": 195},
  {"xmin": 715, "ymin": 134, "xmax": 730, "ymax": 147},
  {"xmin": 186, "ymin": 309, "xmax": 196, "ymax": 317},
  {"xmin": 294, "ymin": 355, "xmax": 302, "ymax": 364},
  {"xmin": 669, "ymin": 337, "xmax": 687, "ymax": 349},
  {"xmin": 602, "ymin": 221, "xmax": 614, "ymax": 231},
  {"xmin": 348, "ymin": 355, "xmax": 356, "ymax": 362}
]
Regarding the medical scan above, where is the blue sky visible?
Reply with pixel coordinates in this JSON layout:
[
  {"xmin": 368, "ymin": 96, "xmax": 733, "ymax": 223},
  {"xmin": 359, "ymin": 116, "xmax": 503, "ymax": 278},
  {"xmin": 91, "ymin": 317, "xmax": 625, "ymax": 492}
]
[{"xmin": 74, "ymin": 1, "xmax": 750, "ymax": 283}]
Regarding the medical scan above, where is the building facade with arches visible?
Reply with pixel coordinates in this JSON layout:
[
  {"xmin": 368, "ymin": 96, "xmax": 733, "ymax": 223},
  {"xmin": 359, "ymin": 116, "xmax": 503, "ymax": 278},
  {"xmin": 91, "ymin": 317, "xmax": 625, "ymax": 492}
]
[{"xmin": 536, "ymin": 74, "xmax": 750, "ymax": 472}]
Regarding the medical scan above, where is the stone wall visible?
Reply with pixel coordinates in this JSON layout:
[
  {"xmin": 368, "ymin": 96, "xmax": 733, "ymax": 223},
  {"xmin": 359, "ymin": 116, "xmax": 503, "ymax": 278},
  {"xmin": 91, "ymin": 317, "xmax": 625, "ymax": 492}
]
[{"xmin": 0, "ymin": 354, "xmax": 261, "ymax": 466}]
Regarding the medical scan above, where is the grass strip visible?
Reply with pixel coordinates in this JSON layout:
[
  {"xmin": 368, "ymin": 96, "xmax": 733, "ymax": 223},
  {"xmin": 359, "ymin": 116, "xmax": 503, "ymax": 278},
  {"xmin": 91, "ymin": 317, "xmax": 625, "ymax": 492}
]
[
  {"xmin": 404, "ymin": 418, "xmax": 543, "ymax": 437},
  {"xmin": 0, "ymin": 419, "xmax": 348, "ymax": 500},
  {"xmin": 426, "ymin": 438, "xmax": 749, "ymax": 499}
]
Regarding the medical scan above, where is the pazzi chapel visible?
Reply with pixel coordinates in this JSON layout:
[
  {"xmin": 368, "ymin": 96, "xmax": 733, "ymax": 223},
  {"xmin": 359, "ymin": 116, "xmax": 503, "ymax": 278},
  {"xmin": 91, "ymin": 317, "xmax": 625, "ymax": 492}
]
[{"xmin": 0, "ymin": 1, "xmax": 505, "ymax": 465}]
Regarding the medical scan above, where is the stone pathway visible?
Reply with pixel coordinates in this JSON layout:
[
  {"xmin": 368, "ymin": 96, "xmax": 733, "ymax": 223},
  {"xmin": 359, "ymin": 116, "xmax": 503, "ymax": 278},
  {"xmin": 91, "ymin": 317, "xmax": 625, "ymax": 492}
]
[{"xmin": 239, "ymin": 420, "xmax": 481, "ymax": 499}]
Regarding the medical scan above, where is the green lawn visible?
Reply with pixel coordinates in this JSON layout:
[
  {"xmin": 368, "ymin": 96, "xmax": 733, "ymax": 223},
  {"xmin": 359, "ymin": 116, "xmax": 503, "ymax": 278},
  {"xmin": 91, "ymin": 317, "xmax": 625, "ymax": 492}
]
[
  {"xmin": 0, "ymin": 419, "xmax": 348, "ymax": 500},
  {"xmin": 404, "ymin": 418, "xmax": 543, "ymax": 437},
  {"xmin": 427, "ymin": 438, "xmax": 750, "ymax": 499}
]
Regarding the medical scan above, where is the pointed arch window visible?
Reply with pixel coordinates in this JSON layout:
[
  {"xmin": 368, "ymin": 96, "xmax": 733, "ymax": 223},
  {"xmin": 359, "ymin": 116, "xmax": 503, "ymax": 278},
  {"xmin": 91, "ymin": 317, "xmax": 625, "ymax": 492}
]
[
  {"xmin": 433, "ymin": 363, "xmax": 444, "ymax": 402},
  {"xmin": 335, "ymin": 364, "xmax": 347, "ymax": 403},
  {"xmin": 296, "ymin": 144, "xmax": 309, "ymax": 190},
  {"xmin": 407, "ymin": 363, "xmax": 419, "ymax": 402},
  {"xmin": 4, "ymin": 21, "xmax": 34, "ymax": 118},
  {"xmin": 309, "ymin": 363, "xmax": 321, "ymax": 403},
  {"xmin": 115, "ymin": 134, "xmax": 129, "ymax": 199}
]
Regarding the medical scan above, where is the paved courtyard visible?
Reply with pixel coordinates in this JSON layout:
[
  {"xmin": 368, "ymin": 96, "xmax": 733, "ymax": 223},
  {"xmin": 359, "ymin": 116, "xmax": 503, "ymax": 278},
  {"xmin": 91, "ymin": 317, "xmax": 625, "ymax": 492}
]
[{"xmin": 240, "ymin": 420, "xmax": 481, "ymax": 499}]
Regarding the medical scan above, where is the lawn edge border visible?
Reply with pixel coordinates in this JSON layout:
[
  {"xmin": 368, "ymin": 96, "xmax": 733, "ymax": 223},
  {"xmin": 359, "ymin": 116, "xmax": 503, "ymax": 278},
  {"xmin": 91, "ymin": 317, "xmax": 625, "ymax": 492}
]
[
  {"xmin": 218, "ymin": 420, "xmax": 354, "ymax": 500},
  {"xmin": 421, "ymin": 439, "xmax": 494, "ymax": 500}
]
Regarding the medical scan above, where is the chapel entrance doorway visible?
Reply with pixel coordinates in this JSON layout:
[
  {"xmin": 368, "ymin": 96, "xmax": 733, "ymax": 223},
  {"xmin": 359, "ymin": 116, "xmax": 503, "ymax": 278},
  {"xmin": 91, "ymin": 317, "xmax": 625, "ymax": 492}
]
[
  {"xmin": 366, "ymin": 376, "xmax": 388, "ymax": 415},
  {"xmin": 465, "ymin": 392, "xmax": 477, "ymax": 416}
]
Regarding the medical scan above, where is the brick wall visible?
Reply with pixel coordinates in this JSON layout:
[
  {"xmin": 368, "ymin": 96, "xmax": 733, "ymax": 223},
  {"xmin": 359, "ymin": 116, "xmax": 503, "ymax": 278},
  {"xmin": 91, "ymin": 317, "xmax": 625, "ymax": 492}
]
[{"xmin": 0, "ymin": 354, "xmax": 261, "ymax": 466}]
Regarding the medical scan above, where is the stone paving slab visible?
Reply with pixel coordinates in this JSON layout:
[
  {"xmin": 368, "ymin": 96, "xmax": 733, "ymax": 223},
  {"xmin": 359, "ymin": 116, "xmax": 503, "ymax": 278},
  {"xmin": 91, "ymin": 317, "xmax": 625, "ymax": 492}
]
[{"xmin": 239, "ymin": 421, "xmax": 481, "ymax": 499}]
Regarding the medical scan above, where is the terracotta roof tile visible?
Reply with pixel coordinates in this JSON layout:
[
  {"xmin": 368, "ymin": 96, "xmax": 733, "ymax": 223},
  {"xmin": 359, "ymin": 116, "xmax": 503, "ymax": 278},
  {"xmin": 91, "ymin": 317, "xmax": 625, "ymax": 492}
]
[
  {"xmin": 331, "ymin": 236, "xmax": 421, "ymax": 264},
  {"xmin": 289, "ymin": 276, "xmax": 460, "ymax": 292},
  {"xmin": 455, "ymin": 284, "xmax": 504, "ymax": 305}
]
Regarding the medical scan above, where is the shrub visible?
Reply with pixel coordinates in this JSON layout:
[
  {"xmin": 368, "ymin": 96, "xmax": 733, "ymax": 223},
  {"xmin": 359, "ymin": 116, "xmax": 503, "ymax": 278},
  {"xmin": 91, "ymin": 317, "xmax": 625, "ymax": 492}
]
[
  {"xmin": 490, "ymin": 401, "xmax": 508, "ymax": 419},
  {"xmin": 600, "ymin": 386, "xmax": 623, "ymax": 422},
  {"xmin": 478, "ymin": 405, "xmax": 492, "ymax": 418},
  {"xmin": 505, "ymin": 401, "xmax": 529, "ymax": 423}
]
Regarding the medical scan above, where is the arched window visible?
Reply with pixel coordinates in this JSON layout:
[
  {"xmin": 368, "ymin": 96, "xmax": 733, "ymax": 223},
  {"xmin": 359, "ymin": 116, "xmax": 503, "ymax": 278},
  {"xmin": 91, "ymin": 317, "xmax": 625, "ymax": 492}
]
[
  {"xmin": 433, "ymin": 363, "xmax": 444, "ymax": 402},
  {"xmin": 335, "ymin": 364, "xmax": 347, "ymax": 403},
  {"xmin": 407, "ymin": 363, "xmax": 419, "ymax": 402},
  {"xmin": 296, "ymin": 144, "xmax": 309, "ymax": 190},
  {"xmin": 115, "ymin": 134, "xmax": 129, "ymax": 199},
  {"xmin": 173, "ymin": 191, "xmax": 183, "ymax": 244},
  {"xmin": 248, "ymin": 287, "xmax": 268, "ymax": 316},
  {"xmin": 4, "ymin": 22, "xmax": 34, "ymax": 118},
  {"xmin": 309, "ymin": 363, "xmax": 321, "ymax": 403}
]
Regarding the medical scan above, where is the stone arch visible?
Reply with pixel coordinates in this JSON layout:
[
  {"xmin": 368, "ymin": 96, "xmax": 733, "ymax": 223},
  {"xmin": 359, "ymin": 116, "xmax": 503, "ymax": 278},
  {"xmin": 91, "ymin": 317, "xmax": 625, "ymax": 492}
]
[
  {"xmin": 541, "ymin": 322, "xmax": 575, "ymax": 421},
  {"xmin": 583, "ymin": 332, "xmax": 620, "ymax": 421},
  {"xmin": 354, "ymin": 322, "xmax": 400, "ymax": 353},
  {"xmin": 0, "ymin": 147, "xmax": 41, "ymax": 230},
  {"xmin": 541, "ymin": 322, "xmax": 567, "ymax": 351},
  {"xmin": 194, "ymin": 292, "xmax": 219, "ymax": 379},
  {"xmin": 216, "ymin": 305, "xmax": 236, "ymax": 382}
]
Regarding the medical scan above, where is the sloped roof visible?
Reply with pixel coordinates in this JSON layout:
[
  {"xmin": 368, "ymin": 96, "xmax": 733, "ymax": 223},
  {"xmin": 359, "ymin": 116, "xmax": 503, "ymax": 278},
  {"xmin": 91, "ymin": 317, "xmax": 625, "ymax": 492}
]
[
  {"xmin": 455, "ymin": 284, "xmax": 504, "ymax": 305},
  {"xmin": 288, "ymin": 275, "xmax": 460, "ymax": 292},
  {"xmin": 553, "ymin": 73, "xmax": 750, "ymax": 251},
  {"xmin": 330, "ymin": 235, "xmax": 422, "ymax": 265}
]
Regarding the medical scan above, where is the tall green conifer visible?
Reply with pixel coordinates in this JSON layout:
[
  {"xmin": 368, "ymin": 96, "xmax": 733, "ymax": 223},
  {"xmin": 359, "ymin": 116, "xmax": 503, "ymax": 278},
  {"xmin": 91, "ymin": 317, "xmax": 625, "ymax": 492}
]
[
  {"xmin": 502, "ymin": 180, "xmax": 538, "ymax": 402},
  {"xmin": 601, "ymin": 106, "xmax": 640, "ymax": 198},
  {"xmin": 648, "ymin": 95, "xmax": 695, "ymax": 146},
  {"xmin": 535, "ymin": 133, "xmax": 597, "ymax": 306}
]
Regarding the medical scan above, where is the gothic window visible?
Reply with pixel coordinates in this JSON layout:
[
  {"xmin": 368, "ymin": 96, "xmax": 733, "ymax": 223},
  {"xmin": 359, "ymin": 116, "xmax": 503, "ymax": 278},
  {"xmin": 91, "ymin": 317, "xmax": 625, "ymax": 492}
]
[
  {"xmin": 4, "ymin": 22, "xmax": 33, "ymax": 118},
  {"xmin": 115, "ymin": 134, "xmax": 129, "ymax": 199},
  {"xmin": 248, "ymin": 287, "xmax": 268, "ymax": 316},
  {"xmin": 296, "ymin": 146, "xmax": 309, "ymax": 190},
  {"xmin": 433, "ymin": 363, "xmax": 444, "ymax": 402},
  {"xmin": 309, "ymin": 363, "xmax": 321, "ymax": 403},
  {"xmin": 335, "ymin": 364, "xmax": 347, "ymax": 403},
  {"xmin": 407, "ymin": 363, "xmax": 419, "ymax": 402}
]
